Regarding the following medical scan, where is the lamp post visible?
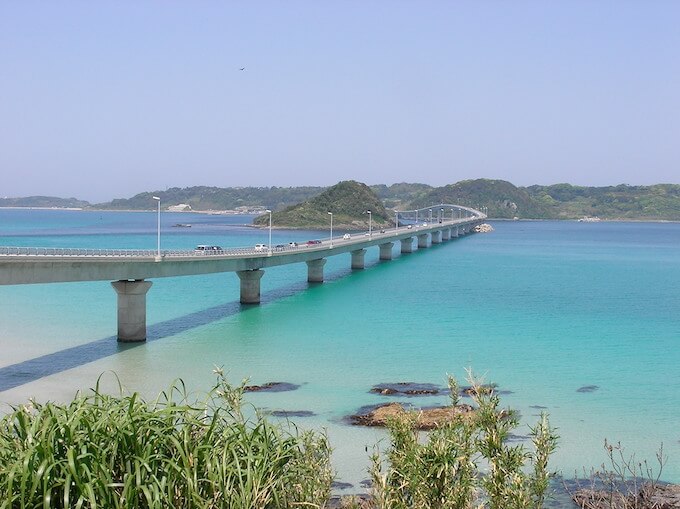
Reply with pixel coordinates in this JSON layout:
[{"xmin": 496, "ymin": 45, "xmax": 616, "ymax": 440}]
[
  {"xmin": 265, "ymin": 210, "xmax": 272, "ymax": 253},
  {"xmin": 415, "ymin": 209, "xmax": 418, "ymax": 225},
  {"xmin": 152, "ymin": 196, "xmax": 161, "ymax": 258},
  {"xmin": 395, "ymin": 210, "xmax": 399, "ymax": 231},
  {"xmin": 451, "ymin": 208, "xmax": 454, "ymax": 222},
  {"xmin": 440, "ymin": 208, "xmax": 444, "ymax": 224},
  {"xmin": 328, "ymin": 211, "xmax": 333, "ymax": 247},
  {"xmin": 428, "ymin": 209, "xmax": 432, "ymax": 223},
  {"xmin": 366, "ymin": 210, "xmax": 372, "ymax": 236}
]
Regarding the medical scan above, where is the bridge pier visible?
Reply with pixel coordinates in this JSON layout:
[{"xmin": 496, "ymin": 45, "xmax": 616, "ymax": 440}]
[
  {"xmin": 400, "ymin": 237, "xmax": 414, "ymax": 253},
  {"xmin": 111, "ymin": 279, "xmax": 152, "ymax": 342},
  {"xmin": 417, "ymin": 233, "xmax": 429, "ymax": 249},
  {"xmin": 442, "ymin": 228, "xmax": 451, "ymax": 240},
  {"xmin": 379, "ymin": 242, "xmax": 394, "ymax": 260},
  {"xmin": 237, "ymin": 269, "xmax": 264, "ymax": 304},
  {"xmin": 452, "ymin": 227, "xmax": 459, "ymax": 238},
  {"xmin": 306, "ymin": 258, "xmax": 326, "ymax": 283},
  {"xmin": 431, "ymin": 231, "xmax": 442, "ymax": 244},
  {"xmin": 351, "ymin": 249, "xmax": 366, "ymax": 270}
]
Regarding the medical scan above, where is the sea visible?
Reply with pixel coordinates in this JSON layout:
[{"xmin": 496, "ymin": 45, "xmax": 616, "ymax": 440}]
[{"xmin": 1, "ymin": 208, "xmax": 679, "ymax": 503}]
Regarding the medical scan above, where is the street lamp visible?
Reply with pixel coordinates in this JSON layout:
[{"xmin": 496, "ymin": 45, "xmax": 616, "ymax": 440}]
[
  {"xmin": 328, "ymin": 211, "xmax": 333, "ymax": 247},
  {"xmin": 152, "ymin": 196, "xmax": 161, "ymax": 258},
  {"xmin": 451, "ymin": 208, "xmax": 454, "ymax": 222},
  {"xmin": 440, "ymin": 208, "xmax": 444, "ymax": 224},
  {"xmin": 366, "ymin": 210, "xmax": 372, "ymax": 236},
  {"xmin": 395, "ymin": 210, "xmax": 399, "ymax": 231},
  {"xmin": 265, "ymin": 210, "xmax": 272, "ymax": 253},
  {"xmin": 428, "ymin": 209, "xmax": 432, "ymax": 223}
]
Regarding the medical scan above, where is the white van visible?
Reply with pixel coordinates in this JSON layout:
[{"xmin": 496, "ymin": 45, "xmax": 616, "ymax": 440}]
[
  {"xmin": 254, "ymin": 244, "xmax": 267, "ymax": 251},
  {"xmin": 194, "ymin": 245, "xmax": 223, "ymax": 254}
]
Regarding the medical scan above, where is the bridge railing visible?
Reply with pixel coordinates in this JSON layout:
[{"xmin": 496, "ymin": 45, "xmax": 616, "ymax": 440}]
[
  {"xmin": 0, "ymin": 245, "xmax": 309, "ymax": 258},
  {"xmin": 0, "ymin": 211, "xmax": 485, "ymax": 259}
]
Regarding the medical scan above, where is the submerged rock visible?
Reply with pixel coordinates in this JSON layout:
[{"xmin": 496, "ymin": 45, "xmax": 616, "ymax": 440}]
[
  {"xmin": 460, "ymin": 384, "xmax": 498, "ymax": 396},
  {"xmin": 347, "ymin": 402, "xmax": 474, "ymax": 430},
  {"xmin": 573, "ymin": 483, "xmax": 680, "ymax": 508},
  {"xmin": 577, "ymin": 385, "xmax": 599, "ymax": 393},
  {"xmin": 370, "ymin": 382, "xmax": 506, "ymax": 398},
  {"xmin": 269, "ymin": 410, "xmax": 315, "ymax": 418},
  {"xmin": 369, "ymin": 382, "xmax": 446, "ymax": 397},
  {"xmin": 243, "ymin": 382, "xmax": 300, "ymax": 392},
  {"xmin": 331, "ymin": 481, "xmax": 353, "ymax": 490}
]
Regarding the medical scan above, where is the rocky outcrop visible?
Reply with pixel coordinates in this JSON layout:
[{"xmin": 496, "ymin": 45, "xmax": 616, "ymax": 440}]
[
  {"xmin": 348, "ymin": 402, "xmax": 474, "ymax": 430},
  {"xmin": 474, "ymin": 223, "xmax": 494, "ymax": 233}
]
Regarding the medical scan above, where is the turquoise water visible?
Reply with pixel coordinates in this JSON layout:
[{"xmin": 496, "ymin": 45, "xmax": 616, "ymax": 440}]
[{"xmin": 1, "ymin": 209, "xmax": 679, "ymax": 494}]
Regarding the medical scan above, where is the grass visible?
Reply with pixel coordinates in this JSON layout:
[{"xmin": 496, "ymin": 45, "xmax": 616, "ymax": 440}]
[
  {"xmin": 0, "ymin": 370, "xmax": 559, "ymax": 508},
  {"xmin": 0, "ymin": 371, "xmax": 332, "ymax": 508}
]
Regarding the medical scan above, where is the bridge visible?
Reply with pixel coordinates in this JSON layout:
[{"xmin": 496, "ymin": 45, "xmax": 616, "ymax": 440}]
[{"xmin": 0, "ymin": 205, "xmax": 485, "ymax": 342}]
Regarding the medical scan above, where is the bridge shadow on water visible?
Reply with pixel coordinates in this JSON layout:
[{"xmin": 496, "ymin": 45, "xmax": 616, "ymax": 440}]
[
  {"xmin": 0, "ymin": 263, "xmax": 369, "ymax": 393},
  {"xmin": 0, "ymin": 243, "xmax": 450, "ymax": 393}
]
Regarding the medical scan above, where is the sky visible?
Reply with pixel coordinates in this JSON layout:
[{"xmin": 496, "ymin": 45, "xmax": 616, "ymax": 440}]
[{"xmin": 2, "ymin": 1, "xmax": 679, "ymax": 202}]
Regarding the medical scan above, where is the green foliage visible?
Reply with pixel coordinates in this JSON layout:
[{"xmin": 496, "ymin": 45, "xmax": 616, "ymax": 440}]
[
  {"xmin": 9, "ymin": 180, "xmax": 680, "ymax": 221},
  {"xmin": 0, "ymin": 373, "xmax": 332, "ymax": 508},
  {"xmin": 254, "ymin": 180, "xmax": 393, "ymax": 228},
  {"xmin": 0, "ymin": 196, "xmax": 89, "ymax": 208},
  {"xmin": 526, "ymin": 183, "xmax": 680, "ymax": 220},
  {"xmin": 369, "ymin": 372, "xmax": 559, "ymax": 509},
  {"xmin": 410, "ymin": 179, "xmax": 550, "ymax": 219},
  {"xmin": 95, "ymin": 186, "xmax": 326, "ymax": 212}
]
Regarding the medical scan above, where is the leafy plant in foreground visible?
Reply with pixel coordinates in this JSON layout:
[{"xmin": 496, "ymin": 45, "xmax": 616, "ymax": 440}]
[
  {"xmin": 369, "ymin": 371, "xmax": 559, "ymax": 509},
  {"xmin": 0, "ymin": 372, "xmax": 332, "ymax": 508}
]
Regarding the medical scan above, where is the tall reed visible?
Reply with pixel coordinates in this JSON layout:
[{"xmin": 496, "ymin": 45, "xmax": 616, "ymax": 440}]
[
  {"xmin": 369, "ymin": 372, "xmax": 559, "ymax": 509},
  {"xmin": 0, "ymin": 372, "xmax": 332, "ymax": 508}
]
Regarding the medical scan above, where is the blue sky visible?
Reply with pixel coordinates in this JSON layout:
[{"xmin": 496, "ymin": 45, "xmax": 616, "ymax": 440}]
[{"xmin": 2, "ymin": 1, "xmax": 679, "ymax": 201}]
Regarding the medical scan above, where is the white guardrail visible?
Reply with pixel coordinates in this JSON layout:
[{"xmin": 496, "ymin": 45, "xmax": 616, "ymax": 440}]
[
  {"xmin": 0, "ymin": 244, "xmax": 324, "ymax": 258},
  {"xmin": 0, "ymin": 246, "xmax": 251, "ymax": 257},
  {"xmin": 0, "ymin": 213, "xmax": 484, "ymax": 259}
]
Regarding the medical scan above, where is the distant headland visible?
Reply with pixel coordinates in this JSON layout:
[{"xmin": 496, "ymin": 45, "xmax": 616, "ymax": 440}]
[{"xmin": 3, "ymin": 179, "xmax": 680, "ymax": 223}]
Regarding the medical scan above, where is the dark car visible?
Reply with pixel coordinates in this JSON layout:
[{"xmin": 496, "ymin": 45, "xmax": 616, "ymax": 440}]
[
  {"xmin": 306, "ymin": 240, "xmax": 322, "ymax": 245},
  {"xmin": 274, "ymin": 244, "xmax": 286, "ymax": 251}
]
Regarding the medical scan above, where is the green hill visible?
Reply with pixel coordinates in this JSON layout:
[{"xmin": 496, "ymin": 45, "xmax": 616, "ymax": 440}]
[
  {"xmin": 527, "ymin": 183, "xmax": 680, "ymax": 220},
  {"xmin": 7, "ymin": 180, "xmax": 680, "ymax": 221},
  {"xmin": 370, "ymin": 183, "xmax": 434, "ymax": 209},
  {"xmin": 253, "ymin": 181, "xmax": 392, "ymax": 229},
  {"xmin": 0, "ymin": 196, "xmax": 90, "ymax": 208},
  {"xmin": 95, "ymin": 186, "xmax": 325, "ymax": 211},
  {"xmin": 410, "ymin": 179, "xmax": 551, "ymax": 219}
]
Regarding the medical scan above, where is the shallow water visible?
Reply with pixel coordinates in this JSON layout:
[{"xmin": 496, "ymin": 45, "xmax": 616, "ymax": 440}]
[{"xmin": 1, "ymin": 209, "xmax": 679, "ymax": 495}]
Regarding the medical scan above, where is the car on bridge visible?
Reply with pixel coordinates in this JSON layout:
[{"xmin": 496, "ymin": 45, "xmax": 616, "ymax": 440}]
[
  {"xmin": 306, "ymin": 240, "xmax": 322, "ymax": 245},
  {"xmin": 254, "ymin": 244, "xmax": 267, "ymax": 251},
  {"xmin": 194, "ymin": 245, "xmax": 223, "ymax": 254},
  {"xmin": 343, "ymin": 233, "xmax": 351, "ymax": 239}
]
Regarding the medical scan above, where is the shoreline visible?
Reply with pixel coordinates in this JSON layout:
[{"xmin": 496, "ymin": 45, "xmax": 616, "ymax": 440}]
[{"xmin": 2, "ymin": 206, "xmax": 680, "ymax": 224}]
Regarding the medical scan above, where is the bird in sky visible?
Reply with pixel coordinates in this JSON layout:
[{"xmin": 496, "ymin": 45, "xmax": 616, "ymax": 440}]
[{"xmin": 239, "ymin": 67, "xmax": 245, "ymax": 71}]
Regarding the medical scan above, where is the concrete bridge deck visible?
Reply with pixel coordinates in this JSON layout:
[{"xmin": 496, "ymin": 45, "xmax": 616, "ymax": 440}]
[{"xmin": 0, "ymin": 205, "xmax": 485, "ymax": 341}]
